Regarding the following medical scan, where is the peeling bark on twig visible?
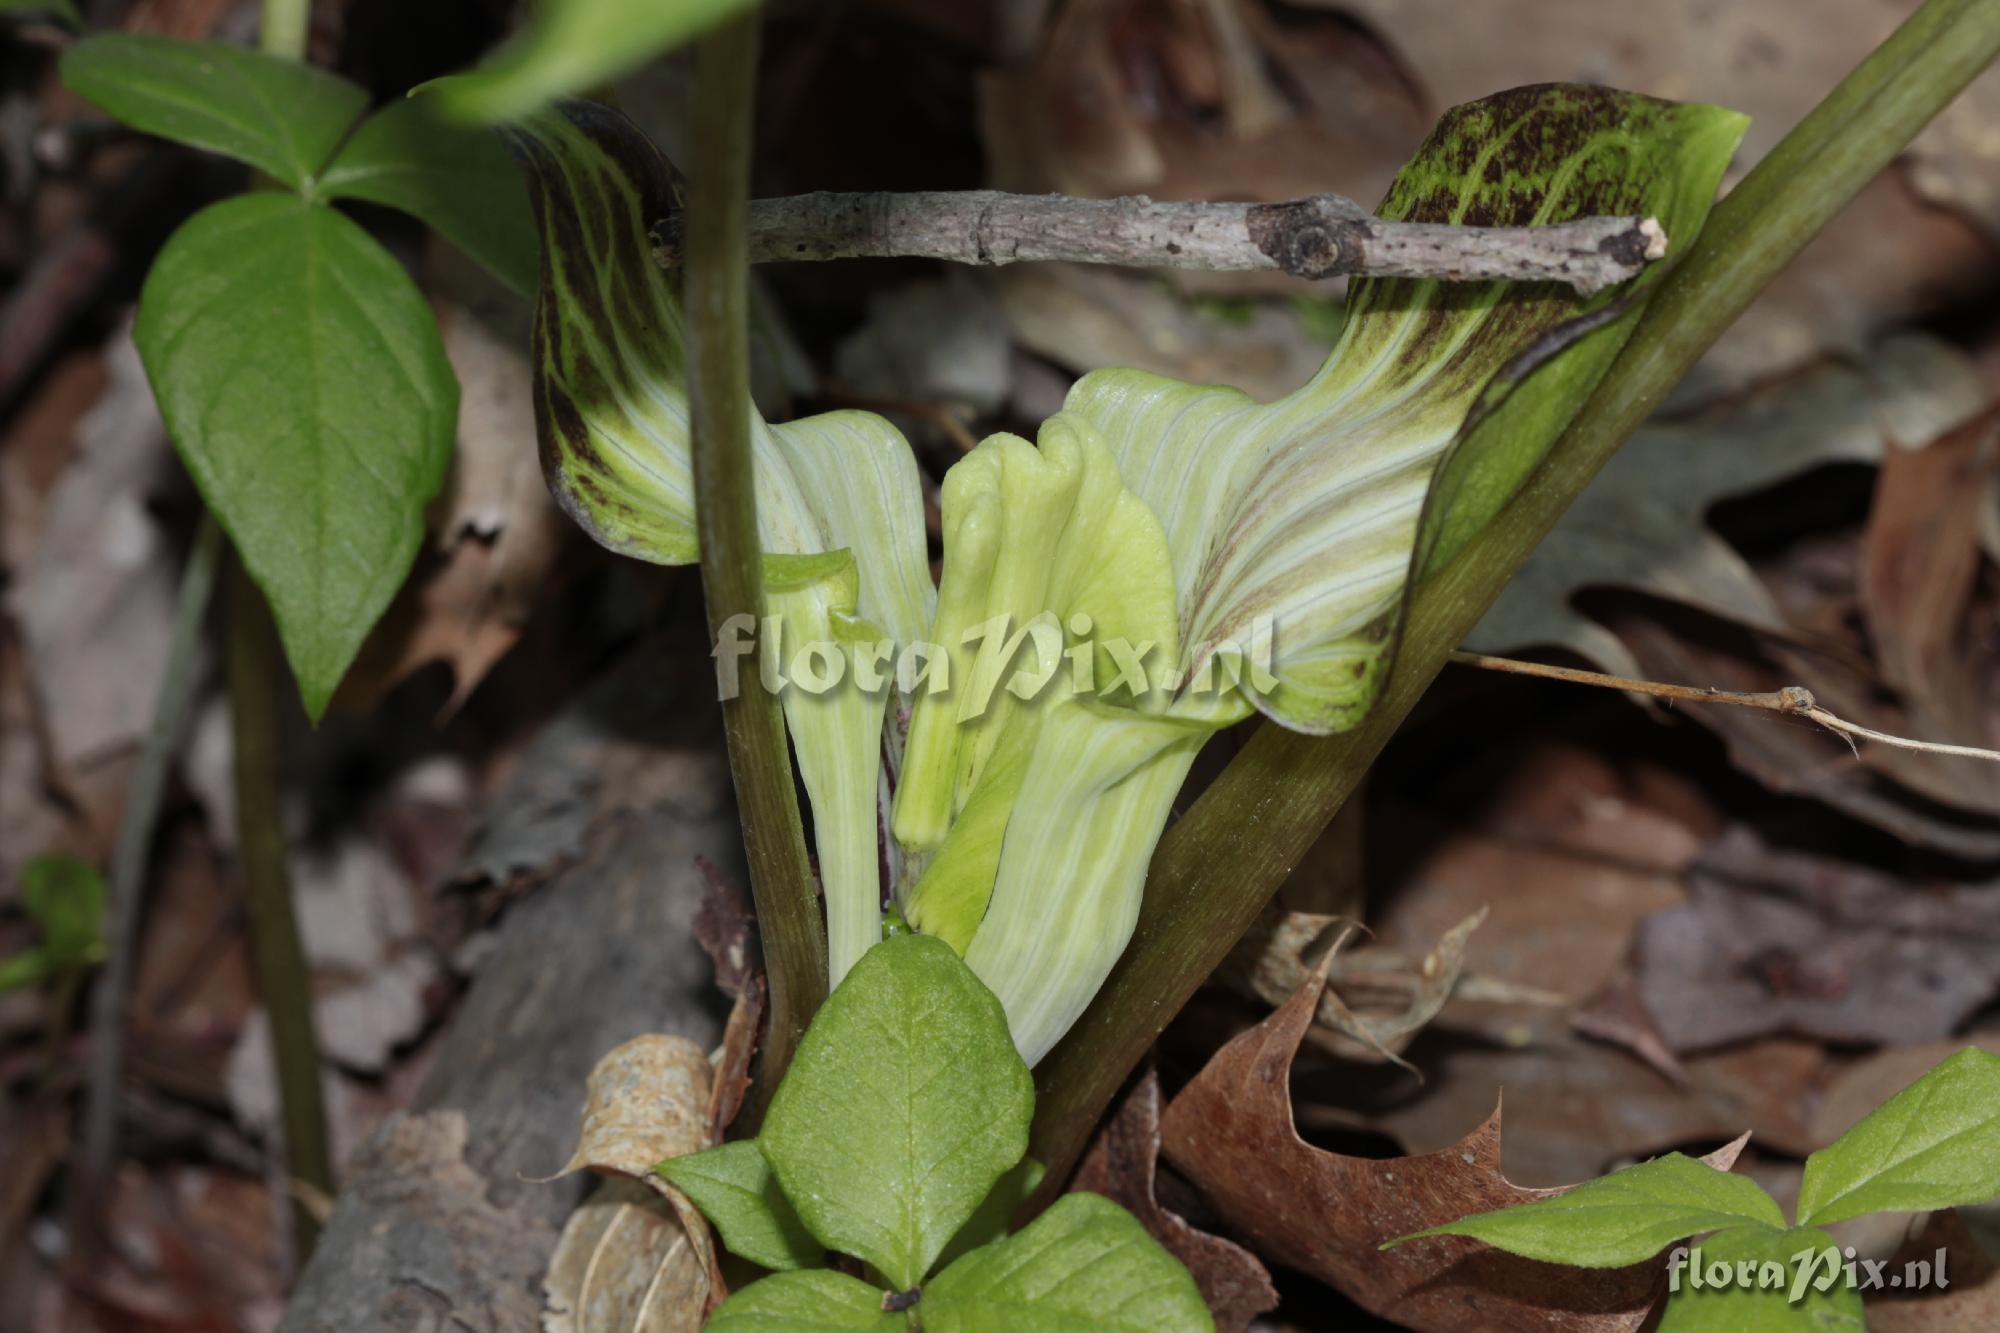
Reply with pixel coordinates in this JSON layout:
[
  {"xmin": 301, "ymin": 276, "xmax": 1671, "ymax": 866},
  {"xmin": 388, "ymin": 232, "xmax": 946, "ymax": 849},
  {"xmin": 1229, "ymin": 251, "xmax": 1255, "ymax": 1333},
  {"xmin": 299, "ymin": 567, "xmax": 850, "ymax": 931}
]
[{"xmin": 649, "ymin": 190, "xmax": 1667, "ymax": 295}]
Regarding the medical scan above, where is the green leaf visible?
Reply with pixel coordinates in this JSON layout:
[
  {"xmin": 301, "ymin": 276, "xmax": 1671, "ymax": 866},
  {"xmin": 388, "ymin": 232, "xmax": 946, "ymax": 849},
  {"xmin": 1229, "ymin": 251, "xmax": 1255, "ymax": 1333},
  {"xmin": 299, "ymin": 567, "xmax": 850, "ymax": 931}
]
[
  {"xmin": 1658, "ymin": 1226, "xmax": 1864, "ymax": 1332},
  {"xmin": 1062, "ymin": 86, "xmax": 1745, "ymax": 735},
  {"xmin": 318, "ymin": 96, "xmax": 538, "ymax": 297},
  {"xmin": 922, "ymin": 1192, "xmax": 1212, "ymax": 1332},
  {"xmin": 1797, "ymin": 1047, "xmax": 2000, "ymax": 1226},
  {"xmin": 654, "ymin": 1140, "xmax": 820, "ymax": 1272},
  {"xmin": 428, "ymin": 0, "xmax": 757, "ymax": 123},
  {"xmin": 760, "ymin": 935, "xmax": 1033, "ymax": 1290},
  {"xmin": 1388, "ymin": 1153, "xmax": 1784, "ymax": 1267},
  {"xmin": 133, "ymin": 194, "xmax": 456, "ymax": 719},
  {"xmin": 60, "ymin": 35, "xmax": 366, "ymax": 191},
  {"xmin": 705, "ymin": 1269, "xmax": 906, "ymax": 1332},
  {"xmin": 934, "ymin": 1159, "xmax": 1045, "ymax": 1274},
  {"xmin": 2, "ymin": 855, "xmax": 107, "ymax": 992},
  {"xmin": 22, "ymin": 854, "xmax": 107, "ymax": 968}
]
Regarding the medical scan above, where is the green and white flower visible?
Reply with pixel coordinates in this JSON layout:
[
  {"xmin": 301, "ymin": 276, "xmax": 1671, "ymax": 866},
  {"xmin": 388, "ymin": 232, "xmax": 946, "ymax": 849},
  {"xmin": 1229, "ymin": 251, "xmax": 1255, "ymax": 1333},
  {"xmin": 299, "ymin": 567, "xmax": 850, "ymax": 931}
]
[{"xmin": 502, "ymin": 86, "xmax": 1744, "ymax": 1062}]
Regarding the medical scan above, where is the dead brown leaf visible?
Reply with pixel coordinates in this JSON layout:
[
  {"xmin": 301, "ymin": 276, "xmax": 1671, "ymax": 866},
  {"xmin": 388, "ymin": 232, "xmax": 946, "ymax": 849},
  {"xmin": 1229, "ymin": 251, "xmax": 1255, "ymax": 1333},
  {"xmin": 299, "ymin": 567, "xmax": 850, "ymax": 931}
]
[
  {"xmin": 1806, "ymin": 1033, "xmax": 2000, "ymax": 1150},
  {"xmin": 1866, "ymin": 1210, "xmax": 2000, "ymax": 1331},
  {"xmin": 1613, "ymin": 612, "xmax": 2000, "ymax": 860},
  {"xmin": 339, "ymin": 298, "xmax": 565, "ymax": 716},
  {"xmin": 1160, "ymin": 965, "xmax": 1749, "ymax": 1330},
  {"xmin": 1636, "ymin": 827, "xmax": 2000, "ymax": 1052},
  {"xmin": 1072, "ymin": 1071, "xmax": 1278, "ymax": 1332},
  {"xmin": 545, "ymin": 1177, "xmax": 710, "ymax": 1333},
  {"xmin": 545, "ymin": 1035, "xmax": 721, "ymax": 1328},
  {"xmin": 1853, "ymin": 408, "xmax": 2000, "ymax": 809},
  {"xmin": 1224, "ymin": 908, "xmax": 1518, "ymax": 1066},
  {"xmin": 981, "ymin": 0, "xmax": 1421, "ymax": 208}
]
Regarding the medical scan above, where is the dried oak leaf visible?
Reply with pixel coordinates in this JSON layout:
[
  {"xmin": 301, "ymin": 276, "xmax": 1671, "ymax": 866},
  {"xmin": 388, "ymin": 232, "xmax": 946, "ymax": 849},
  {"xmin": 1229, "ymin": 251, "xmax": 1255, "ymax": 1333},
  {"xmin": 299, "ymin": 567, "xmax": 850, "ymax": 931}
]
[
  {"xmin": 1159, "ymin": 965, "xmax": 1748, "ymax": 1331},
  {"xmin": 1224, "ymin": 907, "xmax": 1521, "ymax": 1067},
  {"xmin": 1636, "ymin": 826, "xmax": 2000, "ymax": 1052},
  {"xmin": 544, "ymin": 1177, "xmax": 709, "ymax": 1333},
  {"xmin": 1866, "ymin": 1209, "xmax": 2000, "ymax": 1332},
  {"xmin": 543, "ymin": 1035, "xmax": 720, "ymax": 1330},
  {"xmin": 1072, "ymin": 1070, "xmax": 1277, "ymax": 1332}
]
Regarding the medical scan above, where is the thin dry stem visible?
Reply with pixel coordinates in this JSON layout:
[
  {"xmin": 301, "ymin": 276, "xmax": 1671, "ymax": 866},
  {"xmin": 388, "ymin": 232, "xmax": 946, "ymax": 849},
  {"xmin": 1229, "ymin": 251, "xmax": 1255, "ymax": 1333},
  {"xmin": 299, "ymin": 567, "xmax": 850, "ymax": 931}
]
[{"xmin": 1447, "ymin": 650, "xmax": 2000, "ymax": 764}]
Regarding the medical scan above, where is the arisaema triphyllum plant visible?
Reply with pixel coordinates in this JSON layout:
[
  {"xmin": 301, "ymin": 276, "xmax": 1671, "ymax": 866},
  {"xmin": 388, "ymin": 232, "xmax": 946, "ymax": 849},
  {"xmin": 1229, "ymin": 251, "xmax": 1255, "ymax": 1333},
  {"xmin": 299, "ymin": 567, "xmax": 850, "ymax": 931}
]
[{"xmin": 501, "ymin": 84, "xmax": 1744, "ymax": 1065}]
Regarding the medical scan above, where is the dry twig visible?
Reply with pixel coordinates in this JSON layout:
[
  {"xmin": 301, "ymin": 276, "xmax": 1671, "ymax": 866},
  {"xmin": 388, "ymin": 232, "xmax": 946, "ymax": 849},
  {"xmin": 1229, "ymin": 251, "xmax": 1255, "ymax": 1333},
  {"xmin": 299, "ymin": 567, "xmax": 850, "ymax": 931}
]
[
  {"xmin": 1449, "ymin": 650, "xmax": 2000, "ymax": 764},
  {"xmin": 650, "ymin": 191, "xmax": 1668, "ymax": 296}
]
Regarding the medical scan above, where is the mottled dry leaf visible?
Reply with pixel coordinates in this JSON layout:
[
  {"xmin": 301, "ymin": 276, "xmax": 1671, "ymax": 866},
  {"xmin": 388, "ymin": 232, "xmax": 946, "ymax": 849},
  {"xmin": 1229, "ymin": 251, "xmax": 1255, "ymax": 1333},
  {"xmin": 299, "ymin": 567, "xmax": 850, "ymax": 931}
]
[
  {"xmin": 562, "ymin": 1035, "xmax": 713, "ymax": 1180},
  {"xmin": 1072, "ymin": 1071, "xmax": 1277, "ymax": 1333},
  {"xmin": 1806, "ymin": 1033, "xmax": 2000, "ymax": 1150},
  {"xmin": 706, "ymin": 974, "xmax": 764, "ymax": 1144},
  {"xmin": 1225, "ymin": 908, "xmax": 1502, "ymax": 1065},
  {"xmin": 544, "ymin": 1177, "xmax": 708, "ymax": 1333},
  {"xmin": 341, "ymin": 299, "xmax": 565, "ymax": 715},
  {"xmin": 692, "ymin": 857, "xmax": 756, "ymax": 1001},
  {"xmin": 545, "ymin": 1035, "xmax": 720, "ymax": 1329},
  {"xmin": 1612, "ymin": 613, "xmax": 2000, "ymax": 860},
  {"xmin": 1160, "ymin": 966, "xmax": 1749, "ymax": 1331},
  {"xmin": 1636, "ymin": 827, "xmax": 2000, "ymax": 1052},
  {"xmin": 1866, "ymin": 1209, "xmax": 2000, "ymax": 1331},
  {"xmin": 1856, "ymin": 408, "xmax": 2000, "ymax": 808},
  {"xmin": 9, "ymin": 330, "xmax": 182, "ymax": 775}
]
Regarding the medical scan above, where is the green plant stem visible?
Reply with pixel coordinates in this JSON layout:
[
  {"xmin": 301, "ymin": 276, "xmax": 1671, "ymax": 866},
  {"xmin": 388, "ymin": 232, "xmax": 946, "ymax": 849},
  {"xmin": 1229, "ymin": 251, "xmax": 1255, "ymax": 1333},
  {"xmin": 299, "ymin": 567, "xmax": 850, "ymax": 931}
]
[
  {"xmin": 688, "ymin": 10, "xmax": 828, "ymax": 1110},
  {"xmin": 227, "ymin": 556, "xmax": 332, "ymax": 1260},
  {"xmin": 258, "ymin": 0, "xmax": 309, "ymax": 59},
  {"xmin": 66, "ymin": 512, "xmax": 223, "ymax": 1260},
  {"xmin": 1025, "ymin": 0, "xmax": 2000, "ymax": 1199},
  {"xmin": 224, "ymin": 0, "xmax": 332, "ymax": 1265}
]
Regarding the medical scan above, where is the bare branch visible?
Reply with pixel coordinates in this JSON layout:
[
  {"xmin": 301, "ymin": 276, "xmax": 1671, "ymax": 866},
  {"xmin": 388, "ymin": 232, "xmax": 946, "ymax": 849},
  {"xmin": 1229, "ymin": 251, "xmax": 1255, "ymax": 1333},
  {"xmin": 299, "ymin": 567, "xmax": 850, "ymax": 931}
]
[
  {"xmin": 648, "ymin": 190, "xmax": 1668, "ymax": 296},
  {"xmin": 1448, "ymin": 650, "xmax": 2000, "ymax": 764}
]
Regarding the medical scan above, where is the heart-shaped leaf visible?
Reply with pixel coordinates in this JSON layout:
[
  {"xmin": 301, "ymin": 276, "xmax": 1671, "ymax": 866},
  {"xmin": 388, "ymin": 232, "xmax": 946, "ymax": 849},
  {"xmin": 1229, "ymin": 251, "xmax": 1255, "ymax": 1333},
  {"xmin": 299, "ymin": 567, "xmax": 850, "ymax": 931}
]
[
  {"xmin": 134, "ymin": 194, "xmax": 457, "ymax": 718},
  {"xmin": 1798, "ymin": 1047, "xmax": 2000, "ymax": 1226},
  {"xmin": 921, "ymin": 1192, "xmax": 1213, "ymax": 1331},
  {"xmin": 60, "ymin": 35, "xmax": 366, "ymax": 191},
  {"xmin": 759, "ymin": 935, "xmax": 1032, "ymax": 1290},
  {"xmin": 318, "ymin": 96, "xmax": 538, "ymax": 297}
]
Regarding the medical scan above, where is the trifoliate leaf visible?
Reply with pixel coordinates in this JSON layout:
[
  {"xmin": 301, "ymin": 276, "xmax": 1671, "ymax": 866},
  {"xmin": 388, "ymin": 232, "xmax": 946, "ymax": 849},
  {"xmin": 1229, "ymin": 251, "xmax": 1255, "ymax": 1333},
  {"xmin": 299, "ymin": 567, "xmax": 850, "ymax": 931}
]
[
  {"xmin": 706, "ymin": 1269, "xmax": 906, "ymax": 1331},
  {"xmin": 1387, "ymin": 1152, "xmax": 1784, "ymax": 1267},
  {"xmin": 921, "ymin": 1192, "xmax": 1213, "ymax": 1332},
  {"xmin": 1797, "ymin": 1047, "xmax": 2000, "ymax": 1226},
  {"xmin": 318, "ymin": 96, "xmax": 538, "ymax": 297},
  {"xmin": 428, "ymin": 0, "xmax": 758, "ymax": 124},
  {"xmin": 1658, "ymin": 1226, "xmax": 1864, "ymax": 1332},
  {"xmin": 60, "ymin": 35, "xmax": 366, "ymax": 191},
  {"xmin": 654, "ymin": 1140, "xmax": 821, "ymax": 1272},
  {"xmin": 134, "ymin": 194, "xmax": 456, "ymax": 719},
  {"xmin": 760, "ymin": 936, "xmax": 1032, "ymax": 1290}
]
